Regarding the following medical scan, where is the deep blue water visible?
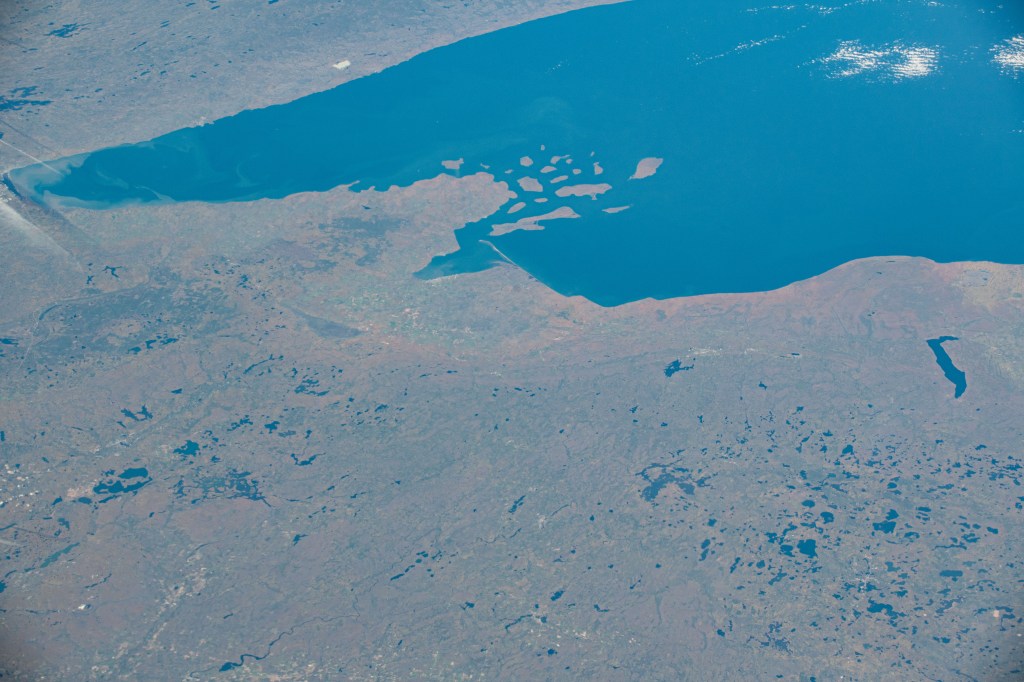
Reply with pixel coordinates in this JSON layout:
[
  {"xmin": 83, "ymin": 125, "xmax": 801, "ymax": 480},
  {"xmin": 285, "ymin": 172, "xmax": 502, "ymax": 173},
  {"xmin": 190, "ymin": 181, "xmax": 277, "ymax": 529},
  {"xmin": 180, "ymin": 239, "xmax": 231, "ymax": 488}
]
[
  {"xmin": 927, "ymin": 336, "xmax": 967, "ymax": 398},
  {"xmin": 7, "ymin": 0, "xmax": 1024, "ymax": 305}
]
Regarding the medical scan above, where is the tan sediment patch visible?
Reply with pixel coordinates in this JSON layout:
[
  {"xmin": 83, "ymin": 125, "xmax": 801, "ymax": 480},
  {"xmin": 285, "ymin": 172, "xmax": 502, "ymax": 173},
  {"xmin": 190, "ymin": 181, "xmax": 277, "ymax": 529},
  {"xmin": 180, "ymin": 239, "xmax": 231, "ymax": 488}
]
[
  {"xmin": 517, "ymin": 177, "xmax": 543, "ymax": 192},
  {"xmin": 555, "ymin": 182, "xmax": 612, "ymax": 199},
  {"xmin": 629, "ymin": 157, "xmax": 663, "ymax": 180},
  {"xmin": 489, "ymin": 206, "xmax": 580, "ymax": 236}
]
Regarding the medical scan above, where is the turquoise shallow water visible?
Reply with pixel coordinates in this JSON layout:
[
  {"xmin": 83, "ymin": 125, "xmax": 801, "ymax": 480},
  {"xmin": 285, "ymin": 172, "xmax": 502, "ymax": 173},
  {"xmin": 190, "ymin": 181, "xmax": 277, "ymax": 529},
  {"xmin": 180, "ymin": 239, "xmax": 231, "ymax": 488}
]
[{"xmin": 8, "ymin": 0, "xmax": 1024, "ymax": 305}]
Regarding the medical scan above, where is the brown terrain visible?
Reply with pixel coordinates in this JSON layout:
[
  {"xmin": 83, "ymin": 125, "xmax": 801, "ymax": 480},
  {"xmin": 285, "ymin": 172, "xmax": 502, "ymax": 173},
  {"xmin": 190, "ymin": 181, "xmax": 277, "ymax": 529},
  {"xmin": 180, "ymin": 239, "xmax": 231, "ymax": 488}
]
[{"xmin": 1, "ymin": 1, "xmax": 1022, "ymax": 680}]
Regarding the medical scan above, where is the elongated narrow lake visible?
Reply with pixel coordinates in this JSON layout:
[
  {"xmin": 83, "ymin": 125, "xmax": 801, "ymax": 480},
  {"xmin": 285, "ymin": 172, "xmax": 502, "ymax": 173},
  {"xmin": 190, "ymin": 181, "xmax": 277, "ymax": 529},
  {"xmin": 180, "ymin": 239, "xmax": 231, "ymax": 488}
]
[
  {"xmin": 8, "ymin": 0, "xmax": 1024, "ymax": 305},
  {"xmin": 928, "ymin": 336, "xmax": 968, "ymax": 399}
]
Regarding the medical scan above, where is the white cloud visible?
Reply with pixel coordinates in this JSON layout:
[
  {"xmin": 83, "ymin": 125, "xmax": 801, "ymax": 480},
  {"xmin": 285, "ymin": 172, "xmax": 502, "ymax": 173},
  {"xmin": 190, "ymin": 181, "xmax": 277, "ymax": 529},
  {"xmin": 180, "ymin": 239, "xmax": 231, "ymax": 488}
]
[
  {"xmin": 819, "ymin": 41, "xmax": 939, "ymax": 80},
  {"xmin": 992, "ymin": 36, "xmax": 1024, "ymax": 76}
]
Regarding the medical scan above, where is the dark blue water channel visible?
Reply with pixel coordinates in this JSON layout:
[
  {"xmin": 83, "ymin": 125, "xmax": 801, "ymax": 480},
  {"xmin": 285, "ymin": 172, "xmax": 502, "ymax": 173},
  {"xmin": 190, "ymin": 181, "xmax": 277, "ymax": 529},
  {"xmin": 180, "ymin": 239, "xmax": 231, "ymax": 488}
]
[{"xmin": 8, "ymin": 0, "xmax": 1024, "ymax": 305}]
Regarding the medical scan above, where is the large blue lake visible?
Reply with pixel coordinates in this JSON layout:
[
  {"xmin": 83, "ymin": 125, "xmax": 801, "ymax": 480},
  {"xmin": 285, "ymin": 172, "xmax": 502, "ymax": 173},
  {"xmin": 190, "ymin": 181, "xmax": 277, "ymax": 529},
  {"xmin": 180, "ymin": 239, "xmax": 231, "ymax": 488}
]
[{"xmin": 8, "ymin": 0, "xmax": 1024, "ymax": 305}]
